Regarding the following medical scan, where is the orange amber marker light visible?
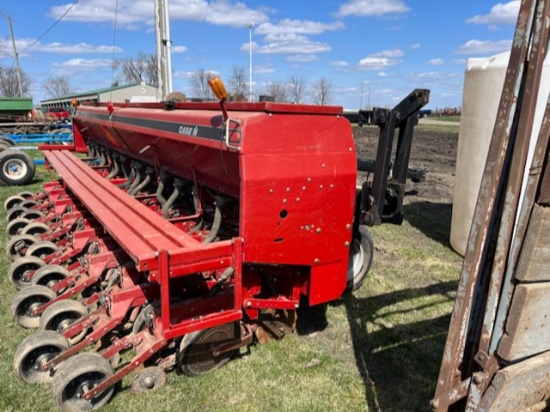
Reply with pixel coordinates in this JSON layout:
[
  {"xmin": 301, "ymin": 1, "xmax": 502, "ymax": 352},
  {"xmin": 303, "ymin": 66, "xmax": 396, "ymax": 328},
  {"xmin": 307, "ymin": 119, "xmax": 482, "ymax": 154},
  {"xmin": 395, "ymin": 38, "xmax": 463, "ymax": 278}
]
[
  {"xmin": 208, "ymin": 77, "xmax": 228, "ymax": 101},
  {"xmin": 71, "ymin": 98, "xmax": 78, "ymax": 108}
]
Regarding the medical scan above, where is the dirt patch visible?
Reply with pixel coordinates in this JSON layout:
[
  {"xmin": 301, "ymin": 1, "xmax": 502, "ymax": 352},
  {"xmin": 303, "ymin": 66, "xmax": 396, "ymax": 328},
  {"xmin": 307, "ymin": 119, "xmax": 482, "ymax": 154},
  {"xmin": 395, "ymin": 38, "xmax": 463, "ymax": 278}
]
[{"xmin": 353, "ymin": 125, "xmax": 458, "ymax": 204}]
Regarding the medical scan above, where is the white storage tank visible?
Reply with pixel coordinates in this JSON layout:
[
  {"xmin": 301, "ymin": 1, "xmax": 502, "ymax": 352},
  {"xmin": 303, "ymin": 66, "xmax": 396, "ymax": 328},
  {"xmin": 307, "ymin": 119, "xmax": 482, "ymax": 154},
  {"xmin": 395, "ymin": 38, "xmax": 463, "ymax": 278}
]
[{"xmin": 450, "ymin": 51, "xmax": 550, "ymax": 256}]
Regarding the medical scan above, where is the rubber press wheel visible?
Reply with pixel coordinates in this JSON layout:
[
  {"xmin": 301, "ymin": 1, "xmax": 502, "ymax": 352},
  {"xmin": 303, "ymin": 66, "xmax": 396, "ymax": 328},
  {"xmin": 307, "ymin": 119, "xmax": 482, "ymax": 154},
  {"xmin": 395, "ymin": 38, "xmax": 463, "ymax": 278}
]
[
  {"xmin": 6, "ymin": 206, "xmax": 29, "ymax": 222},
  {"xmin": 178, "ymin": 322, "xmax": 240, "ymax": 376},
  {"xmin": 8, "ymin": 256, "xmax": 46, "ymax": 290},
  {"xmin": 52, "ymin": 353, "xmax": 115, "ymax": 411},
  {"xmin": 0, "ymin": 150, "xmax": 36, "ymax": 186},
  {"xmin": 13, "ymin": 330, "xmax": 69, "ymax": 384},
  {"xmin": 11, "ymin": 285, "xmax": 57, "ymax": 328},
  {"xmin": 6, "ymin": 234, "xmax": 37, "ymax": 261},
  {"xmin": 4, "ymin": 194, "xmax": 26, "ymax": 211},
  {"xmin": 21, "ymin": 221, "xmax": 51, "ymax": 237},
  {"xmin": 40, "ymin": 300, "xmax": 88, "ymax": 345},
  {"xmin": 25, "ymin": 241, "xmax": 59, "ymax": 260},
  {"xmin": 30, "ymin": 265, "xmax": 70, "ymax": 290},
  {"xmin": 5, "ymin": 217, "xmax": 31, "ymax": 238}
]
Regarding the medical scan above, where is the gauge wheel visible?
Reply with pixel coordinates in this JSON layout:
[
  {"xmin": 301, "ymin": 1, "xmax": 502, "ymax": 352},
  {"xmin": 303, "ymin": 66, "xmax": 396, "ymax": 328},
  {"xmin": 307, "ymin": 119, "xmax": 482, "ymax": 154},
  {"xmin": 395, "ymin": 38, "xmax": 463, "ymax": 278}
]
[
  {"xmin": 8, "ymin": 256, "xmax": 46, "ymax": 290},
  {"xmin": 20, "ymin": 209, "xmax": 45, "ymax": 220},
  {"xmin": 13, "ymin": 330, "xmax": 69, "ymax": 383},
  {"xmin": 178, "ymin": 322, "xmax": 240, "ymax": 376},
  {"xmin": 52, "ymin": 353, "xmax": 114, "ymax": 411},
  {"xmin": 346, "ymin": 225, "xmax": 374, "ymax": 293},
  {"xmin": 131, "ymin": 366, "xmax": 167, "ymax": 394},
  {"xmin": 40, "ymin": 300, "xmax": 88, "ymax": 345},
  {"xmin": 11, "ymin": 285, "xmax": 57, "ymax": 328}
]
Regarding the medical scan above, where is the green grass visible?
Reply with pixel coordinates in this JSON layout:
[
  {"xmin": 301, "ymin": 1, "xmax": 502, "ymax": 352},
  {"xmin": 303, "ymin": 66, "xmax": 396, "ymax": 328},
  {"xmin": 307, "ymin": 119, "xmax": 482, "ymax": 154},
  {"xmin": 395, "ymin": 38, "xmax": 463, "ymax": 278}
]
[{"xmin": 0, "ymin": 163, "xmax": 463, "ymax": 412}]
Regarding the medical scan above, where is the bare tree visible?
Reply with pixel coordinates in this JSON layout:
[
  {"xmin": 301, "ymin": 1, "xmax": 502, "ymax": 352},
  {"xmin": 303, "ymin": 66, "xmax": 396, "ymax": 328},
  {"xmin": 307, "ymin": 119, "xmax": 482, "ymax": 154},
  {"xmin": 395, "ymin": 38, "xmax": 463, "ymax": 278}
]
[
  {"xmin": 265, "ymin": 81, "xmax": 289, "ymax": 102},
  {"xmin": 114, "ymin": 52, "xmax": 158, "ymax": 87},
  {"xmin": 288, "ymin": 74, "xmax": 308, "ymax": 103},
  {"xmin": 43, "ymin": 75, "xmax": 75, "ymax": 98},
  {"xmin": 311, "ymin": 77, "xmax": 332, "ymax": 105},
  {"xmin": 228, "ymin": 65, "xmax": 247, "ymax": 98},
  {"xmin": 190, "ymin": 68, "xmax": 215, "ymax": 100},
  {"xmin": 0, "ymin": 65, "xmax": 31, "ymax": 97}
]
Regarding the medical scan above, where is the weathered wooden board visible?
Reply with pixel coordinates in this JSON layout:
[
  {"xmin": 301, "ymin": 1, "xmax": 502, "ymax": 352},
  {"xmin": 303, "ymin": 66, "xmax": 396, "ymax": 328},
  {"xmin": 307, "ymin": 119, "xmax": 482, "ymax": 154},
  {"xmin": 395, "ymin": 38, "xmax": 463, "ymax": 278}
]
[
  {"xmin": 498, "ymin": 283, "xmax": 550, "ymax": 361},
  {"xmin": 479, "ymin": 350, "xmax": 550, "ymax": 411},
  {"xmin": 515, "ymin": 204, "xmax": 550, "ymax": 282}
]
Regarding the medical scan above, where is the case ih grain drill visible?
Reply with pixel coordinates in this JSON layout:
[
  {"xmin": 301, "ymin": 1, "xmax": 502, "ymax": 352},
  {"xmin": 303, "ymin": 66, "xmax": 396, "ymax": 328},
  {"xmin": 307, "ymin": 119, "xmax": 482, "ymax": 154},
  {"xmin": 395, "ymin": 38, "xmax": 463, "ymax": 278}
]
[{"xmin": 4, "ymin": 78, "xmax": 428, "ymax": 410}]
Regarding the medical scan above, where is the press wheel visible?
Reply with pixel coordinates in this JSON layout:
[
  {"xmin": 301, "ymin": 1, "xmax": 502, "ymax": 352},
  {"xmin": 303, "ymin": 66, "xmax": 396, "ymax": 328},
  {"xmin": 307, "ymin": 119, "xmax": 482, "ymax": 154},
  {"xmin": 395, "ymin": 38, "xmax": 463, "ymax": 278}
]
[
  {"xmin": 178, "ymin": 322, "xmax": 239, "ymax": 376},
  {"xmin": 5, "ymin": 217, "xmax": 30, "ymax": 238},
  {"xmin": 4, "ymin": 194, "xmax": 25, "ymax": 211},
  {"xmin": 13, "ymin": 330, "xmax": 69, "ymax": 383},
  {"xmin": 30, "ymin": 264, "xmax": 70, "ymax": 290},
  {"xmin": 6, "ymin": 234, "xmax": 37, "ymax": 261},
  {"xmin": 8, "ymin": 256, "xmax": 46, "ymax": 290},
  {"xmin": 52, "ymin": 353, "xmax": 114, "ymax": 411},
  {"xmin": 40, "ymin": 300, "xmax": 88, "ymax": 345},
  {"xmin": 25, "ymin": 240, "xmax": 59, "ymax": 260},
  {"xmin": 21, "ymin": 221, "xmax": 51, "ymax": 237},
  {"xmin": 11, "ymin": 285, "xmax": 56, "ymax": 328}
]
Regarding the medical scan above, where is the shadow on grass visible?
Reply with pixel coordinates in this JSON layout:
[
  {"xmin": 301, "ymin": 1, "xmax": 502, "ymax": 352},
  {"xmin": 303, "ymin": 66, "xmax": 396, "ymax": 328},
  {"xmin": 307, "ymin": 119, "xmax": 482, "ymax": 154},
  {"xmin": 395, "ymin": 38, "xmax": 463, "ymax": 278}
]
[
  {"xmin": 294, "ymin": 280, "xmax": 455, "ymax": 411},
  {"xmin": 341, "ymin": 281, "xmax": 457, "ymax": 411},
  {"xmin": 403, "ymin": 201, "xmax": 453, "ymax": 247}
]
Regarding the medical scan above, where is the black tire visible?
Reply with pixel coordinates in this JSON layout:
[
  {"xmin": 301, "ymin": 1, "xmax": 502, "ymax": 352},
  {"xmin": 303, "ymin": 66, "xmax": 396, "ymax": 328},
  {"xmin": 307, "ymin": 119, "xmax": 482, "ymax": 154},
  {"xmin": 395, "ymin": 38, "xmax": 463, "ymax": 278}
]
[
  {"xmin": 39, "ymin": 300, "xmax": 88, "ymax": 345},
  {"xmin": 6, "ymin": 234, "xmax": 37, "ymax": 261},
  {"xmin": 18, "ymin": 191, "xmax": 36, "ymax": 199},
  {"xmin": 346, "ymin": 225, "xmax": 374, "ymax": 293},
  {"xmin": 0, "ymin": 150, "xmax": 36, "ymax": 186},
  {"xmin": 25, "ymin": 240, "xmax": 59, "ymax": 260},
  {"xmin": 21, "ymin": 221, "xmax": 51, "ymax": 237},
  {"xmin": 5, "ymin": 217, "xmax": 31, "ymax": 238},
  {"xmin": 11, "ymin": 285, "xmax": 56, "ymax": 328},
  {"xmin": 19, "ymin": 199, "xmax": 39, "ymax": 209},
  {"xmin": 30, "ymin": 264, "xmax": 70, "ymax": 290},
  {"xmin": 8, "ymin": 256, "xmax": 46, "ymax": 290},
  {"xmin": 52, "ymin": 353, "xmax": 115, "ymax": 411},
  {"xmin": 4, "ymin": 194, "xmax": 26, "ymax": 211},
  {"xmin": 13, "ymin": 330, "xmax": 69, "ymax": 384}
]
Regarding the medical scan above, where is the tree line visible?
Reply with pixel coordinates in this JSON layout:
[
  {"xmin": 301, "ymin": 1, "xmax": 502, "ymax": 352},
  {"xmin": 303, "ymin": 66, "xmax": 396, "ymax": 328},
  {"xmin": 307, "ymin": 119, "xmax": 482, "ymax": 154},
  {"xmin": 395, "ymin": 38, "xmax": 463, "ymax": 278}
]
[{"xmin": 0, "ymin": 51, "xmax": 333, "ymax": 105}]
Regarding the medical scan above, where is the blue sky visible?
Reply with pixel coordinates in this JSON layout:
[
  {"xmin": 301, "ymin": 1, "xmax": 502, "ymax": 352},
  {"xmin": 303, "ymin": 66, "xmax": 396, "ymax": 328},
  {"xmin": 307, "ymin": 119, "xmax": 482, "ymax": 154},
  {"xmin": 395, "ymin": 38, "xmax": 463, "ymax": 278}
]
[{"xmin": 1, "ymin": 1, "xmax": 517, "ymax": 109}]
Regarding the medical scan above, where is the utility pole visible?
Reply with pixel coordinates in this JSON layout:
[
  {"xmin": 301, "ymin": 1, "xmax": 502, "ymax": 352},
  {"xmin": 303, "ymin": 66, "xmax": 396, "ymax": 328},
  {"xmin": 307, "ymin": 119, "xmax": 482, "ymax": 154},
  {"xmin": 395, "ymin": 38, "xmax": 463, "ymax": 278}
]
[
  {"xmin": 247, "ymin": 22, "xmax": 254, "ymax": 102},
  {"xmin": 155, "ymin": 0, "xmax": 173, "ymax": 101},
  {"xmin": 7, "ymin": 16, "xmax": 24, "ymax": 97}
]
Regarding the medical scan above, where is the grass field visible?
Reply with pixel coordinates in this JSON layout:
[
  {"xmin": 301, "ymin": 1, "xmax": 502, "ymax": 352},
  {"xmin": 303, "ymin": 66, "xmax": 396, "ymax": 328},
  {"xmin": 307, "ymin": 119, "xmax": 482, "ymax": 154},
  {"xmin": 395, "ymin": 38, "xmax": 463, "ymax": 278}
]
[{"xmin": 0, "ymin": 136, "xmax": 463, "ymax": 412}]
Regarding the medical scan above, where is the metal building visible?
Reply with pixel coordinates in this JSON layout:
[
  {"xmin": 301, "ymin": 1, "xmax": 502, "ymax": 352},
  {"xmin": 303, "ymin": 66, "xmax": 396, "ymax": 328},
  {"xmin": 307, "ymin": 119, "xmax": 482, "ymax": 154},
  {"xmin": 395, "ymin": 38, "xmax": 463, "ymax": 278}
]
[{"xmin": 40, "ymin": 83, "xmax": 159, "ymax": 113}]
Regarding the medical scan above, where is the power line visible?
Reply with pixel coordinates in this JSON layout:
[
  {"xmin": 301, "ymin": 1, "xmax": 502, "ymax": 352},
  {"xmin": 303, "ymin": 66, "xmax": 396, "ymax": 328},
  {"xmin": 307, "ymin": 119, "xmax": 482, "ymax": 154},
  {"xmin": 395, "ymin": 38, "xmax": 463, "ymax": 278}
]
[{"xmin": 19, "ymin": 0, "xmax": 79, "ymax": 55}]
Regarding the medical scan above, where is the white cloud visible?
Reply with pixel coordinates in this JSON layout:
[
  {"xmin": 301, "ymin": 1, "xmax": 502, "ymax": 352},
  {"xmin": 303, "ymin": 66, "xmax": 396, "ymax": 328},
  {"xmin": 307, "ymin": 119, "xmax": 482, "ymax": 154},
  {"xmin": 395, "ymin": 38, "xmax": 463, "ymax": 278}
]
[
  {"xmin": 467, "ymin": 1, "xmax": 519, "ymax": 25},
  {"xmin": 54, "ymin": 58, "xmax": 113, "ymax": 73},
  {"xmin": 331, "ymin": 60, "xmax": 349, "ymax": 67},
  {"xmin": 358, "ymin": 49, "xmax": 404, "ymax": 69},
  {"xmin": 334, "ymin": 0, "xmax": 410, "ymax": 18},
  {"xmin": 411, "ymin": 43, "xmax": 421, "ymax": 49},
  {"xmin": 456, "ymin": 39, "xmax": 512, "ymax": 55},
  {"xmin": 13, "ymin": 38, "xmax": 123, "ymax": 55},
  {"xmin": 287, "ymin": 54, "xmax": 319, "ymax": 62},
  {"xmin": 251, "ymin": 40, "xmax": 331, "ymax": 55},
  {"xmin": 254, "ymin": 65, "xmax": 275, "ymax": 74},
  {"xmin": 172, "ymin": 46, "xmax": 188, "ymax": 54},
  {"xmin": 49, "ymin": 0, "xmax": 269, "ymax": 29},
  {"xmin": 429, "ymin": 58, "xmax": 445, "ymax": 66},
  {"xmin": 255, "ymin": 19, "xmax": 344, "ymax": 35},
  {"xmin": 378, "ymin": 71, "xmax": 387, "ymax": 77}
]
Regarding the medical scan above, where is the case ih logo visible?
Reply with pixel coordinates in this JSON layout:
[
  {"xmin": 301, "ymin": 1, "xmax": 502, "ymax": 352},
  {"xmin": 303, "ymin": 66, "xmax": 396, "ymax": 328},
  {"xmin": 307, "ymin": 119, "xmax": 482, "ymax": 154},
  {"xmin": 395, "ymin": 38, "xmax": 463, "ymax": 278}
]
[{"xmin": 178, "ymin": 125, "xmax": 199, "ymax": 136}]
